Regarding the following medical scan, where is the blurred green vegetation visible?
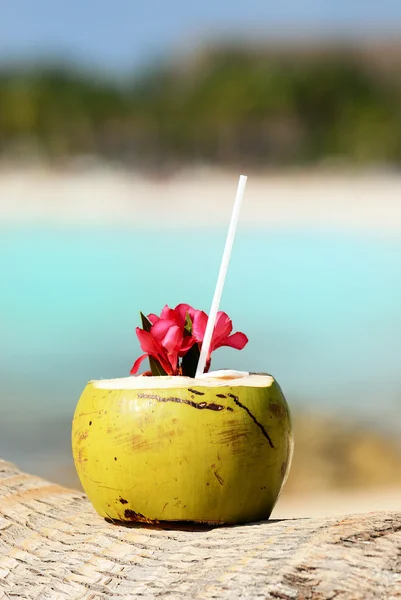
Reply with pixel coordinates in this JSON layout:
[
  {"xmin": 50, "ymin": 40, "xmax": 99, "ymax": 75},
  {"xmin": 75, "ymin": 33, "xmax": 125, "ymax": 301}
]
[{"xmin": 1, "ymin": 46, "xmax": 401, "ymax": 169}]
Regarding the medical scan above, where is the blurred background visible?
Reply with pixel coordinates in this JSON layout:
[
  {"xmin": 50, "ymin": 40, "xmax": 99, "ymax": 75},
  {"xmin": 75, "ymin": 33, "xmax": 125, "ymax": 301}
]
[{"xmin": 1, "ymin": 0, "xmax": 401, "ymax": 517}]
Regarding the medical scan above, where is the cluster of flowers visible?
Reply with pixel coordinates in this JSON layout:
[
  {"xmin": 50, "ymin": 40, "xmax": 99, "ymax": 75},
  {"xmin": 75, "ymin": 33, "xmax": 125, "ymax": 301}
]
[{"xmin": 131, "ymin": 303, "xmax": 248, "ymax": 377}]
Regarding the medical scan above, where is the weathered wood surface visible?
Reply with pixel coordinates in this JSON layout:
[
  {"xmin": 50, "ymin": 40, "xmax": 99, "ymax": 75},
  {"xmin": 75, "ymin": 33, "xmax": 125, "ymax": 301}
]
[{"xmin": 0, "ymin": 459, "xmax": 400, "ymax": 600}]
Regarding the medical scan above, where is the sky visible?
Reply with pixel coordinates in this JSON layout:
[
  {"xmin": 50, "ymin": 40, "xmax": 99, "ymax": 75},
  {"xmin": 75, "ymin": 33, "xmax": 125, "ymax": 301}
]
[{"xmin": 1, "ymin": 0, "xmax": 401, "ymax": 74}]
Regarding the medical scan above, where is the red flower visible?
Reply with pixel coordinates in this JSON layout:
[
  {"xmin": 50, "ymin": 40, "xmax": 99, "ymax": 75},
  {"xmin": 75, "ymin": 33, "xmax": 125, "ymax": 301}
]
[
  {"xmin": 192, "ymin": 310, "xmax": 248, "ymax": 370},
  {"xmin": 131, "ymin": 304, "xmax": 248, "ymax": 376},
  {"xmin": 130, "ymin": 304, "xmax": 197, "ymax": 376},
  {"xmin": 147, "ymin": 303, "xmax": 195, "ymax": 329}
]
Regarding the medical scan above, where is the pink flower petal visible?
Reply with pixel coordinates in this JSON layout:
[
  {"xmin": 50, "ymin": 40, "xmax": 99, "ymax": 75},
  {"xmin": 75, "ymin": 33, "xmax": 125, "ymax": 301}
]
[
  {"xmin": 175, "ymin": 303, "xmax": 196, "ymax": 325},
  {"xmin": 136, "ymin": 328, "xmax": 162, "ymax": 355},
  {"xmin": 160, "ymin": 304, "xmax": 170, "ymax": 318},
  {"xmin": 157, "ymin": 353, "xmax": 175, "ymax": 375},
  {"xmin": 167, "ymin": 353, "xmax": 178, "ymax": 373},
  {"xmin": 130, "ymin": 353, "xmax": 148, "ymax": 374},
  {"xmin": 179, "ymin": 335, "xmax": 197, "ymax": 355},
  {"xmin": 214, "ymin": 331, "xmax": 249, "ymax": 350},
  {"xmin": 151, "ymin": 319, "xmax": 178, "ymax": 342},
  {"xmin": 159, "ymin": 325, "xmax": 182, "ymax": 374},
  {"xmin": 147, "ymin": 313, "xmax": 159, "ymax": 324},
  {"xmin": 192, "ymin": 310, "xmax": 208, "ymax": 341},
  {"xmin": 160, "ymin": 305, "xmax": 181, "ymax": 325},
  {"xmin": 212, "ymin": 312, "xmax": 233, "ymax": 344},
  {"xmin": 161, "ymin": 324, "xmax": 182, "ymax": 353}
]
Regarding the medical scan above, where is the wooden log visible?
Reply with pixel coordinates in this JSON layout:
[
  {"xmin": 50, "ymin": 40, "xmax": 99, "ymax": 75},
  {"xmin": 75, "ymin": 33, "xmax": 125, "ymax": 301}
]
[{"xmin": 0, "ymin": 458, "xmax": 400, "ymax": 599}]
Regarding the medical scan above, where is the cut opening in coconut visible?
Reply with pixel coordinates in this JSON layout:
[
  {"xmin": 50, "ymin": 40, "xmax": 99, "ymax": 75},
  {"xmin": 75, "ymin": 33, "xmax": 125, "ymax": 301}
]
[{"xmin": 93, "ymin": 370, "xmax": 274, "ymax": 390}]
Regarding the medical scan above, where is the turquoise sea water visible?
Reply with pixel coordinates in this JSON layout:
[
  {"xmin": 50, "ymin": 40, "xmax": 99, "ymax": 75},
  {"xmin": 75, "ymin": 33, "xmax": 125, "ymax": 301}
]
[{"xmin": 1, "ymin": 226, "xmax": 401, "ymax": 478}]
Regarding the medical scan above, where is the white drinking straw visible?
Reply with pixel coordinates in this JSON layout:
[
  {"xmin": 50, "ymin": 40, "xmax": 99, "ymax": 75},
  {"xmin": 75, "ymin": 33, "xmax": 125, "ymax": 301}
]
[{"xmin": 195, "ymin": 174, "xmax": 247, "ymax": 378}]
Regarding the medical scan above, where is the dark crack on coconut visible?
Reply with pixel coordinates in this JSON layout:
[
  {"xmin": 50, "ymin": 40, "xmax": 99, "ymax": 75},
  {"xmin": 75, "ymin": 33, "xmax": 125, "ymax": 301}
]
[
  {"xmin": 212, "ymin": 465, "xmax": 224, "ymax": 486},
  {"xmin": 187, "ymin": 388, "xmax": 205, "ymax": 396},
  {"xmin": 137, "ymin": 393, "xmax": 225, "ymax": 412},
  {"xmin": 227, "ymin": 393, "xmax": 275, "ymax": 449}
]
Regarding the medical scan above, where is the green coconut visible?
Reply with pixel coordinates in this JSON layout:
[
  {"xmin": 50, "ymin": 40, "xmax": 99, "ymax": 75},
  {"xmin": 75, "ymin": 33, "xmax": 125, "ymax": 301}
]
[{"xmin": 72, "ymin": 370, "xmax": 293, "ymax": 525}]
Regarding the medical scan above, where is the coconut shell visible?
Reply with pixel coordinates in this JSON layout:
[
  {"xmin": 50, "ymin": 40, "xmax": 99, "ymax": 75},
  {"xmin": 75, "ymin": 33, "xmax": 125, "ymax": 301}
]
[{"xmin": 72, "ymin": 372, "xmax": 293, "ymax": 525}]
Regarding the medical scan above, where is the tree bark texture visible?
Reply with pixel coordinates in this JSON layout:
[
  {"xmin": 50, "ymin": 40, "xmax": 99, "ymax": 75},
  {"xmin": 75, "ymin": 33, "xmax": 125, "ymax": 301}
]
[{"xmin": 0, "ymin": 459, "xmax": 400, "ymax": 599}]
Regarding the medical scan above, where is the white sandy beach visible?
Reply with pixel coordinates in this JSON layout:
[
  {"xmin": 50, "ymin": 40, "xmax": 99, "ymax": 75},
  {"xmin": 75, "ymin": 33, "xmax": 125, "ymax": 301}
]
[{"xmin": 2, "ymin": 166, "xmax": 401, "ymax": 232}]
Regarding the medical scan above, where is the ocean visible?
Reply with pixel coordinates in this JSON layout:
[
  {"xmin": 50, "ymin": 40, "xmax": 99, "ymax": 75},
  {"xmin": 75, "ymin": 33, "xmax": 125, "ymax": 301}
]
[{"xmin": 2, "ymin": 225, "xmax": 401, "ymax": 481}]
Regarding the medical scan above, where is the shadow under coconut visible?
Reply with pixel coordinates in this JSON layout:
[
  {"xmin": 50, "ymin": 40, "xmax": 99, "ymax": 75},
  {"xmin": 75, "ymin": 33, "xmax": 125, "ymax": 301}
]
[{"xmin": 104, "ymin": 517, "xmax": 295, "ymax": 532}]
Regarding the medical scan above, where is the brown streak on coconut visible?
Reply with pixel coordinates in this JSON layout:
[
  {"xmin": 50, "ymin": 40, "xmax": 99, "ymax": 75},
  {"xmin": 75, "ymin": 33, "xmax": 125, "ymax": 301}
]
[
  {"xmin": 123, "ymin": 509, "xmax": 159, "ymax": 525},
  {"xmin": 270, "ymin": 403, "xmax": 286, "ymax": 418},
  {"xmin": 131, "ymin": 434, "xmax": 154, "ymax": 452},
  {"xmin": 219, "ymin": 425, "xmax": 248, "ymax": 450},
  {"xmin": 187, "ymin": 388, "xmax": 205, "ymax": 396},
  {"xmin": 77, "ymin": 448, "xmax": 87, "ymax": 464},
  {"xmin": 77, "ymin": 430, "xmax": 89, "ymax": 443}
]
